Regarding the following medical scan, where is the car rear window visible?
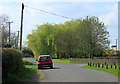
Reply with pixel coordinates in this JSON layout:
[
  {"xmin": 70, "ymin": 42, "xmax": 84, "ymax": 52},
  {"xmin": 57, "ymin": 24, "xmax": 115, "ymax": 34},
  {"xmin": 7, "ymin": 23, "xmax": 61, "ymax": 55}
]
[{"xmin": 39, "ymin": 56, "xmax": 51, "ymax": 62}]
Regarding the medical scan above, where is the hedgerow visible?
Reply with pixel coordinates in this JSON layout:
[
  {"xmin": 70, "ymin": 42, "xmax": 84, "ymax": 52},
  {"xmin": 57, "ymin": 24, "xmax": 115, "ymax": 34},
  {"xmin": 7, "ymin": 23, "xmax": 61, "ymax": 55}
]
[{"xmin": 2, "ymin": 48, "xmax": 24, "ymax": 77}]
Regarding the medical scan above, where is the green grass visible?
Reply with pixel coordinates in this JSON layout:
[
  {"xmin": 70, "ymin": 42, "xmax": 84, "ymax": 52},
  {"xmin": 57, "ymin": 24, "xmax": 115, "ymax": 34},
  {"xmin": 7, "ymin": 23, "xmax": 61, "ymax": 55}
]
[
  {"xmin": 52, "ymin": 58, "xmax": 118, "ymax": 65},
  {"xmin": 53, "ymin": 59, "xmax": 71, "ymax": 63},
  {"xmin": 23, "ymin": 60, "xmax": 34, "ymax": 65},
  {"xmin": 2, "ymin": 60, "xmax": 39, "ymax": 83},
  {"xmin": 81, "ymin": 65, "xmax": 119, "ymax": 77},
  {"xmin": 52, "ymin": 59, "xmax": 87, "ymax": 64},
  {"xmin": 39, "ymin": 72, "xmax": 45, "ymax": 79}
]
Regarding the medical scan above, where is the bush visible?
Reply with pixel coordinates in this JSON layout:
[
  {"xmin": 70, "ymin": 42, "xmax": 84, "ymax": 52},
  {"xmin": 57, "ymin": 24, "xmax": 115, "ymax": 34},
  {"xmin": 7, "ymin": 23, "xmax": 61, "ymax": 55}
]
[
  {"xmin": 23, "ymin": 60, "xmax": 34, "ymax": 65},
  {"xmin": 22, "ymin": 47, "xmax": 34, "ymax": 58},
  {"xmin": 2, "ymin": 48, "xmax": 24, "ymax": 77}
]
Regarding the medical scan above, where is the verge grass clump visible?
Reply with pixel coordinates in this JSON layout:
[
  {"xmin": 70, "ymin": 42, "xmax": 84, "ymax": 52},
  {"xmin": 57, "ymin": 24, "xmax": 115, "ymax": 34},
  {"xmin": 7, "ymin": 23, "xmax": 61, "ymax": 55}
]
[
  {"xmin": 2, "ymin": 49, "xmax": 39, "ymax": 83},
  {"xmin": 81, "ymin": 64, "xmax": 119, "ymax": 77}
]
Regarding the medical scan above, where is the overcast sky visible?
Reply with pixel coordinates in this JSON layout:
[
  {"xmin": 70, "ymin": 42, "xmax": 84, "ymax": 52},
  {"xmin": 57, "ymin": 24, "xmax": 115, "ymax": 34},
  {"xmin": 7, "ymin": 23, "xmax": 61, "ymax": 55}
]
[{"xmin": 0, "ymin": 0, "xmax": 119, "ymax": 49}]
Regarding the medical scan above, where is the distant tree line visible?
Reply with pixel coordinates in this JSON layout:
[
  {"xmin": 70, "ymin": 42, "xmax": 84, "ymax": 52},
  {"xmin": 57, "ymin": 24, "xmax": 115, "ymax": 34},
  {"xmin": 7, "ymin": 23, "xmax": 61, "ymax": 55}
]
[
  {"xmin": 0, "ymin": 14, "xmax": 34, "ymax": 58},
  {"xmin": 27, "ymin": 16, "xmax": 110, "ymax": 59}
]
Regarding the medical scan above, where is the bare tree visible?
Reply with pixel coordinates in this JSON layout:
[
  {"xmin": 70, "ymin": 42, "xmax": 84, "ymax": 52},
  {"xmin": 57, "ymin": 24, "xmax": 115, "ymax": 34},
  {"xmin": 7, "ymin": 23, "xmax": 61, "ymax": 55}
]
[{"xmin": 0, "ymin": 14, "xmax": 18, "ymax": 48}]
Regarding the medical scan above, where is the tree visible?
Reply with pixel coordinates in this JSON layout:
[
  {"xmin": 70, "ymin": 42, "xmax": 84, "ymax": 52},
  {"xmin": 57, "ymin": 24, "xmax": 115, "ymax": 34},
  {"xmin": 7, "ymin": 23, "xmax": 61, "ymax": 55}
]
[
  {"xmin": 54, "ymin": 20, "xmax": 79, "ymax": 58},
  {"xmin": 27, "ymin": 23, "xmax": 56, "ymax": 59},
  {"xmin": 0, "ymin": 15, "xmax": 9, "ymax": 47},
  {"xmin": 22, "ymin": 47, "xmax": 34, "ymax": 57},
  {"xmin": 0, "ymin": 14, "xmax": 18, "ymax": 48},
  {"xmin": 76, "ymin": 16, "xmax": 110, "ymax": 58},
  {"xmin": 27, "ymin": 16, "xmax": 110, "ymax": 59}
]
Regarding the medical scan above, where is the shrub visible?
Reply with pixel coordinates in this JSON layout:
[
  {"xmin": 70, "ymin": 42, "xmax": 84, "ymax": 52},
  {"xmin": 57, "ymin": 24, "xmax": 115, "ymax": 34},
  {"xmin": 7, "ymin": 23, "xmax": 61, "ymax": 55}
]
[
  {"xmin": 103, "ymin": 48, "xmax": 117, "ymax": 56},
  {"xmin": 23, "ymin": 60, "xmax": 34, "ymax": 65},
  {"xmin": 22, "ymin": 47, "xmax": 34, "ymax": 58},
  {"xmin": 2, "ymin": 48, "xmax": 24, "ymax": 77}
]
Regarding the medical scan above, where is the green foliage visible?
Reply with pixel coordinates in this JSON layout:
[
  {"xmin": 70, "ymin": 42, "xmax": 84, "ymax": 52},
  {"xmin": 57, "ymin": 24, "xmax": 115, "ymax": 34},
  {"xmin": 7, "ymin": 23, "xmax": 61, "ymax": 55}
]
[
  {"xmin": 27, "ymin": 16, "xmax": 110, "ymax": 59},
  {"xmin": 75, "ymin": 16, "xmax": 110, "ymax": 58},
  {"xmin": 27, "ymin": 23, "xmax": 56, "ymax": 59},
  {"xmin": 22, "ymin": 47, "xmax": 34, "ymax": 58},
  {"xmin": 0, "ymin": 15, "xmax": 18, "ymax": 48},
  {"xmin": 23, "ymin": 60, "xmax": 34, "ymax": 65},
  {"xmin": 2, "ymin": 64, "xmax": 38, "ymax": 82},
  {"xmin": 2, "ymin": 48, "xmax": 24, "ymax": 77}
]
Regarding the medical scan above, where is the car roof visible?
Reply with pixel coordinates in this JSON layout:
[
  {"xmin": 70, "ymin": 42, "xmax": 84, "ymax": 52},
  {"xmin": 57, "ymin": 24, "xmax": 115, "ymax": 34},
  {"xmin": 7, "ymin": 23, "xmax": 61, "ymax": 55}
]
[{"xmin": 39, "ymin": 55, "xmax": 50, "ymax": 57}]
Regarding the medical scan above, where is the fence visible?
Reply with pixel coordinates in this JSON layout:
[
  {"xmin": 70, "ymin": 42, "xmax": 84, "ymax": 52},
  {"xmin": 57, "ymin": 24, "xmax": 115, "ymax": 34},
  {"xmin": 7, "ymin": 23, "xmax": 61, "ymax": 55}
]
[
  {"xmin": 88, "ymin": 62, "xmax": 120, "ymax": 70},
  {"xmin": 70, "ymin": 58, "xmax": 118, "ymax": 64}
]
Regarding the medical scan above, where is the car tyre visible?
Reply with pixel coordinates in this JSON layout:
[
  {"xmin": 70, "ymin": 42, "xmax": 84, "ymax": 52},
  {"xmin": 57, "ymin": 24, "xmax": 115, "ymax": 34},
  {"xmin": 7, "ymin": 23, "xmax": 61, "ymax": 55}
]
[
  {"xmin": 50, "ymin": 66, "xmax": 53, "ymax": 69},
  {"xmin": 38, "ymin": 67, "xmax": 41, "ymax": 69}
]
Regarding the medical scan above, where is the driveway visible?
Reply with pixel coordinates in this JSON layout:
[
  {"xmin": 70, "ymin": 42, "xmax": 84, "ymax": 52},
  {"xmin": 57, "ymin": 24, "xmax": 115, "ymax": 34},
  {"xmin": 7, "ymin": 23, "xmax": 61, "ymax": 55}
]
[{"xmin": 23, "ymin": 58, "xmax": 118, "ymax": 83}]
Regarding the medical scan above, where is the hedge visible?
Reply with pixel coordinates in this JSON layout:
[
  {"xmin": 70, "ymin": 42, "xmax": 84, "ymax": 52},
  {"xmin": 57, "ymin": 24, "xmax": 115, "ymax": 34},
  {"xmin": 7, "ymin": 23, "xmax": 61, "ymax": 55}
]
[{"xmin": 2, "ymin": 48, "xmax": 24, "ymax": 77}]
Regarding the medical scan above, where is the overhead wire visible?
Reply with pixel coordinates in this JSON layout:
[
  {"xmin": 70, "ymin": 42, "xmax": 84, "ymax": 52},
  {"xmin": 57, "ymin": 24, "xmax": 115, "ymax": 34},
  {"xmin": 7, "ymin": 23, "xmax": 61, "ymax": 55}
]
[{"xmin": 24, "ymin": 5, "xmax": 74, "ymax": 20}]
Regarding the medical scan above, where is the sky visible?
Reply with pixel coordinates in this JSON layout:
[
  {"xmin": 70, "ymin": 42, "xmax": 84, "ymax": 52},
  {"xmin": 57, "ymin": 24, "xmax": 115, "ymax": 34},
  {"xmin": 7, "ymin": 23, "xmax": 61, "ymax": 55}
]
[{"xmin": 0, "ymin": 0, "xmax": 119, "ymax": 50}]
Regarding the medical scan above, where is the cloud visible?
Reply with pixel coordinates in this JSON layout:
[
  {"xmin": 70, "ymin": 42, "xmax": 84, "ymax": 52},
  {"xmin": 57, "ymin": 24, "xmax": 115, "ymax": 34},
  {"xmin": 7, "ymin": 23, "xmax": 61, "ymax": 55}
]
[
  {"xmin": 83, "ymin": 3, "xmax": 96, "ymax": 13},
  {"xmin": 99, "ymin": 3, "xmax": 118, "ymax": 26},
  {"xmin": 0, "ymin": 5, "xmax": 10, "ymax": 15},
  {"xmin": 98, "ymin": 3, "xmax": 118, "ymax": 47}
]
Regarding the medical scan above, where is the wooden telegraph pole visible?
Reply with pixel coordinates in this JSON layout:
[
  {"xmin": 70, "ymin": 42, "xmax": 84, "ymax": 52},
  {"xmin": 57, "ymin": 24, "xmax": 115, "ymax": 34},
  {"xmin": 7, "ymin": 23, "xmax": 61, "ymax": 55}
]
[
  {"xmin": 116, "ymin": 39, "xmax": 117, "ymax": 56},
  {"xmin": 17, "ymin": 31, "xmax": 20, "ymax": 48},
  {"xmin": 20, "ymin": 3, "xmax": 24, "ymax": 50},
  {"xmin": 6, "ymin": 21, "xmax": 13, "ymax": 45}
]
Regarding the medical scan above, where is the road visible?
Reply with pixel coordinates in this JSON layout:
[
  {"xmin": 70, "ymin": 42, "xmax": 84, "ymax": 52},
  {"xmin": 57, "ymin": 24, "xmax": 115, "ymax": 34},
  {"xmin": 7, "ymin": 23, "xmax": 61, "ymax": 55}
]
[{"xmin": 23, "ymin": 58, "xmax": 118, "ymax": 82}]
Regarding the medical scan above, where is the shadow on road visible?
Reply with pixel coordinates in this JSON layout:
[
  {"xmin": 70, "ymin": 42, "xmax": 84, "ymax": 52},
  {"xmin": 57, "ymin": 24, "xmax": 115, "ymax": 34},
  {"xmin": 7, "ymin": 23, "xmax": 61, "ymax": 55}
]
[{"xmin": 39, "ymin": 67, "xmax": 61, "ymax": 70}]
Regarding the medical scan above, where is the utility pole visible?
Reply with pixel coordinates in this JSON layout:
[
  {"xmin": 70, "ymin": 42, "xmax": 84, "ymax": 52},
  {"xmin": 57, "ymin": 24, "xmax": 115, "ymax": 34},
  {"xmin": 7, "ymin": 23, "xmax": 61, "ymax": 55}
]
[
  {"xmin": 112, "ymin": 47, "xmax": 113, "ymax": 65},
  {"xmin": 20, "ymin": 3, "xmax": 24, "ymax": 50},
  {"xmin": 88, "ymin": 48, "xmax": 90, "ymax": 65},
  {"xmin": 116, "ymin": 39, "xmax": 117, "ymax": 56},
  {"xmin": 6, "ymin": 21, "xmax": 13, "ymax": 45},
  {"xmin": 111, "ymin": 44, "xmax": 117, "ymax": 65},
  {"xmin": 17, "ymin": 31, "xmax": 20, "ymax": 48}
]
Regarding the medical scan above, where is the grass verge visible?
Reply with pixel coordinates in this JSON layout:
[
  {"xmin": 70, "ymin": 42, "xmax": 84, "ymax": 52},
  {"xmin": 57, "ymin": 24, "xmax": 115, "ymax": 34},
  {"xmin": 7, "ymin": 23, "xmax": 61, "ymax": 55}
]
[
  {"xmin": 39, "ymin": 72, "xmax": 45, "ymax": 79},
  {"xmin": 81, "ymin": 65, "xmax": 119, "ymax": 77},
  {"xmin": 52, "ymin": 59, "xmax": 87, "ymax": 64},
  {"xmin": 53, "ymin": 59, "xmax": 71, "ymax": 63},
  {"xmin": 23, "ymin": 60, "xmax": 34, "ymax": 65},
  {"xmin": 2, "ymin": 60, "xmax": 39, "ymax": 83}
]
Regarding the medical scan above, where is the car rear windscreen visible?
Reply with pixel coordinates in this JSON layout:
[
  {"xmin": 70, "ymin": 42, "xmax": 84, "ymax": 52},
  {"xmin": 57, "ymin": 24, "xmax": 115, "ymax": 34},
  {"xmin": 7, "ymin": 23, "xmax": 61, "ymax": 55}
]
[{"xmin": 39, "ymin": 56, "xmax": 51, "ymax": 62}]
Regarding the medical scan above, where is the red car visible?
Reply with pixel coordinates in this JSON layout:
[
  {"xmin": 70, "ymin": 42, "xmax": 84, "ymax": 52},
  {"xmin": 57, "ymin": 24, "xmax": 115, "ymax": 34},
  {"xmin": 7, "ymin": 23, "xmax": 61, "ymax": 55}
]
[{"xmin": 37, "ymin": 55, "xmax": 53, "ymax": 69}]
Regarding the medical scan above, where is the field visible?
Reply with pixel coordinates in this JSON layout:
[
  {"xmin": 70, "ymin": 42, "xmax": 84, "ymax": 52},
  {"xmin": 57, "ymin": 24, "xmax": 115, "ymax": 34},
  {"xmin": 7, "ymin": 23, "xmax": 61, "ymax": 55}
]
[{"xmin": 53, "ymin": 58, "xmax": 118, "ymax": 64}]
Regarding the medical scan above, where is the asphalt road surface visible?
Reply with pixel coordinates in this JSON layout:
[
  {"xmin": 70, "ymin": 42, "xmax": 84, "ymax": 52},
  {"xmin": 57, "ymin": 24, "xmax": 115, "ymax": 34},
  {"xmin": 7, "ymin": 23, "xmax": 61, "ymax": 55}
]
[{"xmin": 23, "ymin": 58, "xmax": 118, "ymax": 82}]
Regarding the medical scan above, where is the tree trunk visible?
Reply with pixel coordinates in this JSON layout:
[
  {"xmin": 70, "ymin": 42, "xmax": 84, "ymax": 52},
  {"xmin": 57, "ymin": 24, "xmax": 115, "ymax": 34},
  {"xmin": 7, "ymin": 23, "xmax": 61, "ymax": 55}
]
[{"xmin": 57, "ymin": 52, "xmax": 59, "ymax": 59}]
